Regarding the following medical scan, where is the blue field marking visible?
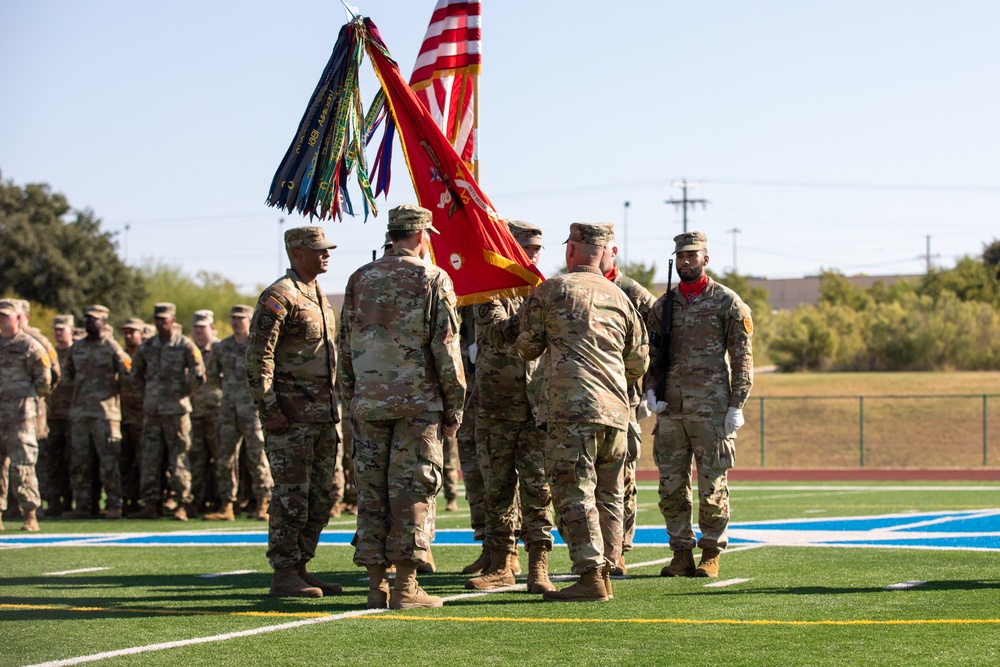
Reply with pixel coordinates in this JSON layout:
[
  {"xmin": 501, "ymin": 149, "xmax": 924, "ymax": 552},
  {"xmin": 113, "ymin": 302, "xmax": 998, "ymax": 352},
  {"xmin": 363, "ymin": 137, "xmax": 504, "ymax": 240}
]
[{"xmin": 3, "ymin": 509, "xmax": 998, "ymax": 550}]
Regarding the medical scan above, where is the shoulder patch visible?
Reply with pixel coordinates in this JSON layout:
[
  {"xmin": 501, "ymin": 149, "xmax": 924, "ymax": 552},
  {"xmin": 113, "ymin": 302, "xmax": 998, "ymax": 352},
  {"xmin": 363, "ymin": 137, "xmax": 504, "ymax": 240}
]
[
  {"xmin": 40, "ymin": 353, "xmax": 51, "ymax": 368},
  {"xmin": 123, "ymin": 357, "xmax": 132, "ymax": 372},
  {"xmin": 192, "ymin": 347, "xmax": 203, "ymax": 362},
  {"xmin": 743, "ymin": 316, "xmax": 754, "ymax": 335},
  {"xmin": 49, "ymin": 349, "xmax": 58, "ymax": 363},
  {"xmin": 446, "ymin": 291, "xmax": 457, "ymax": 307},
  {"xmin": 264, "ymin": 295, "xmax": 285, "ymax": 316},
  {"xmin": 258, "ymin": 314, "xmax": 275, "ymax": 330}
]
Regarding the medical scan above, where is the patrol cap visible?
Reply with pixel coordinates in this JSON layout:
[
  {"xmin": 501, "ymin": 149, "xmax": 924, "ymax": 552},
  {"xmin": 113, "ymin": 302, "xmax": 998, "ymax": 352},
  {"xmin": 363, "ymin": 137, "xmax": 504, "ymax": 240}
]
[
  {"xmin": 564, "ymin": 222, "xmax": 613, "ymax": 247},
  {"xmin": 285, "ymin": 225, "xmax": 336, "ymax": 251},
  {"xmin": 54, "ymin": 314, "xmax": 75, "ymax": 329},
  {"xmin": 121, "ymin": 317, "xmax": 145, "ymax": 331},
  {"xmin": 507, "ymin": 220, "xmax": 544, "ymax": 248},
  {"xmin": 192, "ymin": 309, "xmax": 214, "ymax": 326},
  {"xmin": 230, "ymin": 304, "xmax": 253, "ymax": 318},
  {"xmin": 84, "ymin": 304, "xmax": 110, "ymax": 319},
  {"xmin": 142, "ymin": 323, "xmax": 156, "ymax": 337},
  {"xmin": 13, "ymin": 299, "xmax": 30, "ymax": 316},
  {"xmin": 388, "ymin": 204, "xmax": 439, "ymax": 233},
  {"xmin": 673, "ymin": 231, "xmax": 708, "ymax": 254},
  {"xmin": 0, "ymin": 298, "xmax": 18, "ymax": 315},
  {"xmin": 153, "ymin": 302, "xmax": 177, "ymax": 319}
]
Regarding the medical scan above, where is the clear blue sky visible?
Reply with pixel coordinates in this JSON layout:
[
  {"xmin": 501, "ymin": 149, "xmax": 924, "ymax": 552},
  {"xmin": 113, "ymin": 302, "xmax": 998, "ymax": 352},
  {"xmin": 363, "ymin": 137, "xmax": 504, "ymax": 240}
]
[{"xmin": 2, "ymin": 1, "xmax": 998, "ymax": 297}]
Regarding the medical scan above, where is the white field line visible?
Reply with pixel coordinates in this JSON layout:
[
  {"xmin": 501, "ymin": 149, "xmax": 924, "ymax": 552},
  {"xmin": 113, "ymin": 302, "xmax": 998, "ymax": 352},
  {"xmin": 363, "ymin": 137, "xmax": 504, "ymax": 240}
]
[
  {"xmin": 879, "ymin": 509, "xmax": 1000, "ymax": 532},
  {"xmin": 198, "ymin": 570, "xmax": 258, "ymax": 578},
  {"xmin": 44, "ymin": 567, "xmax": 111, "ymax": 576},
  {"xmin": 885, "ymin": 580, "xmax": 926, "ymax": 590},
  {"xmin": 704, "ymin": 578, "xmax": 753, "ymax": 588},
  {"xmin": 803, "ymin": 509, "xmax": 828, "ymax": 514},
  {"xmin": 634, "ymin": 485, "xmax": 1000, "ymax": 492}
]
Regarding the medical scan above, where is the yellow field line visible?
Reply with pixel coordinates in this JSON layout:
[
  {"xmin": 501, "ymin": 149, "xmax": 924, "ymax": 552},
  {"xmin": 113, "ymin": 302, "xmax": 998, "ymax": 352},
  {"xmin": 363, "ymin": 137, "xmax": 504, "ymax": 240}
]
[{"xmin": 4, "ymin": 603, "xmax": 997, "ymax": 626}]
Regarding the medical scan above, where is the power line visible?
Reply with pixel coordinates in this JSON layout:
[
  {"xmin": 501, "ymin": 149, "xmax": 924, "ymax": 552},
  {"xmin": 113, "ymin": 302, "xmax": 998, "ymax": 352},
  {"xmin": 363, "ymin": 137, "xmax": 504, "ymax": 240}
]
[{"xmin": 665, "ymin": 180, "xmax": 708, "ymax": 233}]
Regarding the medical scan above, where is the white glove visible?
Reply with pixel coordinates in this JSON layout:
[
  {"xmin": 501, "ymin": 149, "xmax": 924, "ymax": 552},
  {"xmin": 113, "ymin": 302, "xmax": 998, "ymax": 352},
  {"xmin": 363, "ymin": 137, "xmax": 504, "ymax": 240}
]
[
  {"xmin": 468, "ymin": 342, "xmax": 478, "ymax": 364},
  {"xmin": 636, "ymin": 397, "xmax": 652, "ymax": 421},
  {"xmin": 725, "ymin": 407, "xmax": 745, "ymax": 435},
  {"xmin": 647, "ymin": 388, "xmax": 668, "ymax": 414}
]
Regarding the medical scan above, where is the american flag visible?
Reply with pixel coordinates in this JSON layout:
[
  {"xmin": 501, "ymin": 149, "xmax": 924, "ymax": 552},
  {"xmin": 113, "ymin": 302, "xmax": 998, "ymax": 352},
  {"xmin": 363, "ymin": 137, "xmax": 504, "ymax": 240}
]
[{"xmin": 409, "ymin": 0, "xmax": 482, "ymax": 172}]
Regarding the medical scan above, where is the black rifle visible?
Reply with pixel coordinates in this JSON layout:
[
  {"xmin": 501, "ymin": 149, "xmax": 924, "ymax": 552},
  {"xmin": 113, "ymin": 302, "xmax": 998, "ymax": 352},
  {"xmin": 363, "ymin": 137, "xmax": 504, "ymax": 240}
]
[{"xmin": 654, "ymin": 259, "xmax": 674, "ymax": 402}]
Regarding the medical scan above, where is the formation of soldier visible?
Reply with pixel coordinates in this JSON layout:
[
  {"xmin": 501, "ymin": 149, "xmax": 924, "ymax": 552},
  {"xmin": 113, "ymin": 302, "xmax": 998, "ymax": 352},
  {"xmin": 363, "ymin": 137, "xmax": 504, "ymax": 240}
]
[{"xmin": 0, "ymin": 214, "xmax": 753, "ymax": 608}]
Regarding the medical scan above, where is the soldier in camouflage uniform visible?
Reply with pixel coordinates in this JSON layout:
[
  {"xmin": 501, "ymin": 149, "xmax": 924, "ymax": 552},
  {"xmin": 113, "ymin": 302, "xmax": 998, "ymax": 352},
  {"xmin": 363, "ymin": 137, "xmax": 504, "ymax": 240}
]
[
  {"xmin": 246, "ymin": 226, "xmax": 342, "ymax": 599},
  {"xmin": 203, "ymin": 304, "xmax": 273, "ymax": 522},
  {"xmin": 466, "ymin": 220, "xmax": 554, "ymax": 594},
  {"xmin": 456, "ymin": 304, "xmax": 490, "ymax": 575},
  {"xmin": 64, "ymin": 305, "xmax": 131, "ymax": 520},
  {"xmin": 44, "ymin": 315, "xmax": 76, "ymax": 516},
  {"xmin": 119, "ymin": 318, "xmax": 146, "ymax": 514},
  {"xmin": 131, "ymin": 303, "xmax": 206, "ymax": 521},
  {"xmin": 515, "ymin": 223, "xmax": 648, "ymax": 602},
  {"xmin": 189, "ymin": 310, "xmax": 222, "ymax": 515},
  {"xmin": 338, "ymin": 205, "xmax": 465, "ymax": 610},
  {"xmin": 0, "ymin": 298, "xmax": 53, "ymax": 532},
  {"xmin": 598, "ymin": 226, "xmax": 656, "ymax": 576},
  {"xmin": 648, "ymin": 231, "xmax": 753, "ymax": 579}
]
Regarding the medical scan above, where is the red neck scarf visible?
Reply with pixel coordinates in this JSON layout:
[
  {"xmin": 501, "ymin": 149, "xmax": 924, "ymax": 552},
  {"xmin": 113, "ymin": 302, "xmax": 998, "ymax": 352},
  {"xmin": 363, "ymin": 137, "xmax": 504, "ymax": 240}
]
[
  {"xmin": 603, "ymin": 264, "xmax": 620, "ymax": 282},
  {"xmin": 678, "ymin": 274, "xmax": 709, "ymax": 302}
]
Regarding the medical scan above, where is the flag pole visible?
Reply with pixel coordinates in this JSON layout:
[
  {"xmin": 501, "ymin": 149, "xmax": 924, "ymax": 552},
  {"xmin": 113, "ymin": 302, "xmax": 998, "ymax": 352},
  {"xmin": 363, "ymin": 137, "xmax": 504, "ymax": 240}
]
[{"xmin": 473, "ymin": 71, "xmax": 480, "ymax": 182}]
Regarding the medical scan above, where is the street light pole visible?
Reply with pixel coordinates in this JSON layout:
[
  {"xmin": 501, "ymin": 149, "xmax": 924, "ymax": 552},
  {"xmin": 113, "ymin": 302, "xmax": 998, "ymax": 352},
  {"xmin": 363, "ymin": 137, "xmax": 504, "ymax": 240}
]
[{"xmin": 726, "ymin": 227, "xmax": 742, "ymax": 273}]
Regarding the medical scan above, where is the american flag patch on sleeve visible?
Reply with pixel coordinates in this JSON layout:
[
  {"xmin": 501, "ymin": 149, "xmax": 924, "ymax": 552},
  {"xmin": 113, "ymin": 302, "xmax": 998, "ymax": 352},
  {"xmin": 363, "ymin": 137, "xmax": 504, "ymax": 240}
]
[{"xmin": 264, "ymin": 296, "xmax": 285, "ymax": 316}]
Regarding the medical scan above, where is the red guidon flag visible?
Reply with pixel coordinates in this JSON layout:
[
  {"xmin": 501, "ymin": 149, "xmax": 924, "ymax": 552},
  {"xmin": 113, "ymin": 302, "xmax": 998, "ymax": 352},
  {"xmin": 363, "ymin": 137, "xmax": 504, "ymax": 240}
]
[
  {"xmin": 365, "ymin": 21, "xmax": 543, "ymax": 304},
  {"xmin": 409, "ymin": 1, "xmax": 481, "ymax": 172}
]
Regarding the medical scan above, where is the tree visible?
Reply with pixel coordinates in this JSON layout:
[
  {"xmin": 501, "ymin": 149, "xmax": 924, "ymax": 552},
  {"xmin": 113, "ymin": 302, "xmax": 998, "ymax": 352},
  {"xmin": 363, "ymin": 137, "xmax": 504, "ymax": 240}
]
[
  {"xmin": 618, "ymin": 260, "xmax": 656, "ymax": 291},
  {"xmin": 0, "ymin": 174, "xmax": 146, "ymax": 314},
  {"xmin": 982, "ymin": 238, "xmax": 1000, "ymax": 280}
]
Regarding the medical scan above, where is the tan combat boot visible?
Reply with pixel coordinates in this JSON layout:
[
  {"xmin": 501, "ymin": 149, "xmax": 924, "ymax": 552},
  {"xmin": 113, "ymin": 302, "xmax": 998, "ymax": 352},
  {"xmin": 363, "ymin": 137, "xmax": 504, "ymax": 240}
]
[
  {"xmin": 366, "ymin": 564, "xmax": 390, "ymax": 609},
  {"xmin": 203, "ymin": 501, "xmax": 235, "ymax": 521},
  {"xmin": 695, "ymin": 548, "xmax": 721, "ymax": 578},
  {"xmin": 172, "ymin": 505, "xmax": 189, "ymax": 522},
  {"xmin": 509, "ymin": 546, "xmax": 521, "ymax": 575},
  {"xmin": 611, "ymin": 554, "xmax": 627, "ymax": 576},
  {"xmin": 298, "ymin": 564, "xmax": 342, "ymax": 595},
  {"xmin": 389, "ymin": 563, "xmax": 443, "ymax": 609},
  {"xmin": 269, "ymin": 567, "xmax": 322, "ymax": 598},
  {"xmin": 416, "ymin": 546, "xmax": 436, "ymax": 574},
  {"xmin": 21, "ymin": 509, "xmax": 40, "ymax": 532},
  {"xmin": 526, "ymin": 544, "xmax": 555, "ymax": 594},
  {"xmin": 461, "ymin": 543, "xmax": 491, "ymax": 575},
  {"xmin": 542, "ymin": 568, "xmax": 610, "ymax": 602},
  {"xmin": 251, "ymin": 496, "xmax": 270, "ymax": 521},
  {"xmin": 602, "ymin": 563, "xmax": 614, "ymax": 600},
  {"xmin": 465, "ymin": 548, "xmax": 515, "ymax": 590},
  {"xmin": 661, "ymin": 549, "xmax": 696, "ymax": 577},
  {"xmin": 445, "ymin": 499, "xmax": 458, "ymax": 512},
  {"xmin": 0, "ymin": 516, "xmax": 4, "ymax": 530}
]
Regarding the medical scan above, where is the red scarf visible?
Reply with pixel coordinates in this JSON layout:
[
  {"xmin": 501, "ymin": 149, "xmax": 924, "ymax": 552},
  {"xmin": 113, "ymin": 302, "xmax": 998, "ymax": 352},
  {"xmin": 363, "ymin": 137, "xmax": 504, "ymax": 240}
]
[
  {"xmin": 678, "ymin": 274, "xmax": 709, "ymax": 302},
  {"xmin": 603, "ymin": 264, "xmax": 620, "ymax": 282}
]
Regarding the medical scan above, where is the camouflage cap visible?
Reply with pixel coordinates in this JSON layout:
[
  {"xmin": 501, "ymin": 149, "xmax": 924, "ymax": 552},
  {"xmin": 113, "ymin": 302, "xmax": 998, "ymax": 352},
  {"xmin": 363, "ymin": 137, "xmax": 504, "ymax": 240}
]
[
  {"xmin": 564, "ymin": 222, "xmax": 613, "ymax": 247},
  {"xmin": 153, "ymin": 302, "xmax": 176, "ymax": 319},
  {"xmin": 121, "ymin": 317, "xmax": 145, "ymax": 331},
  {"xmin": 53, "ymin": 314, "xmax": 75, "ymax": 329},
  {"xmin": 507, "ymin": 220, "xmax": 544, "ymax": 248},
  {"xmin": 230, "ymin": 304, "xmax": 253, "ymax": 318},
  {"xmin": 142, "ymin": 323, "xmax": 156, "ymax": 337},
  {"xmin": 388, "ymin": 204, "xmax": 439, "ymax": 233},
  {"xmin": 13, "ymin": 299, "xmax": 30, "ymax": 316},
  {"xmin": 84, "ymin": 304, "xmax": 110, "ymax": 319},
  {"xmin": 0, "ymin": 298, "xmax": 18, "ymax": 315},
  {"xmin": 192, "ymin": 309, "xmax": 214, "ymax": 326},
  {"xmin": 285, "ymin": 225, "xmax": 337, "ymax": 251},
  {"xmin": 673, "ymin": 231, "xmax": 708, "ymax": 254}
]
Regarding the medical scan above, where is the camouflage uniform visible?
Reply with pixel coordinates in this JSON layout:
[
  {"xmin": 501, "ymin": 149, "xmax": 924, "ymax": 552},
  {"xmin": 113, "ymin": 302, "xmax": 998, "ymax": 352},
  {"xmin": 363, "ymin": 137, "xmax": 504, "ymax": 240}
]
[
  {"xmin": 455, "ymin": 305, "xmax": 485, "ymax": 541},
  {"xmin": 246, "ymin": 265, "xmax": 340, "ymax": 571},
  {"xmin": 130, "ymin": 304, "xmax": 206, "ymax": 508},
  {"xmin": 338, "ymin": 233, "xmax": 465, "ymax": 568},
  {"xmin": 207, "ymin": 328, "xmax": 272, "ymax": 505},
  {"xmin": 475, "ymin": 296, "xmax": 553, "ymax": 554},
  {"xmin": 119, "ymin": 318, "xmax": 147, "ymax": 511},
  {"xmin": 16, "ymin": 301, "xmax": 60, "ymax": 506},
  {"xmin": 647, "ymin": 241, "xmax": 753, "ymax": 553},
  {"xmin": 45, "ymin": 327, "xmax": 75, "ymax": 513},
  {"xmin": 515, "ymin": 226, "xmax": 648, "ymax": 576},
  {"xmin": 0, "ymin": 305, "xmax": 52, "ymax": 516},
  {"xmin": 611, "ymin": 269, "xmax": 656, "ymax": 554},
  {"xmin": 65, "ymin": 308, "xmax": 131, "ymax": 513},
  {"xmin": 190, "ymin": 311, "xmax": 222, "ymax": 509}
]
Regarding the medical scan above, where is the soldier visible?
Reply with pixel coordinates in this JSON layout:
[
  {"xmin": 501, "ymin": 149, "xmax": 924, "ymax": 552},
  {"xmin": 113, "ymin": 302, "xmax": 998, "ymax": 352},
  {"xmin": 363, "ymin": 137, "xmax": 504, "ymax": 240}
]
[
  {"xmin": 131, "ymin": 303, "xmax": 206, "ymax": 521},
  {"xmin": 189, "ymin": 310, "xmax": 222, "ymax": 515},
  {"xmin": 119, "ymin": 318, "xmax": 146, "ymax": 515},
  {"xmin": 246, "ymin": 226, "xmax": 342, "ymax": 599},
  {"xmin": 64, "ymin": 305, "xmax": 131, "ymax": 520},
  {"xmin": 598, "ymin": 227, "xmax": 656, "ymax": 576},
  {"xmin": 515, "ymin": 223, "xmax": 648, "ymax": 602},
  {"xmin": 648, "ymin": 232, "xmax": 753, "ymax": 579},
  {"xmin": 203, "ymin": 305, "xmax": 273, "ymax": 522},
  {"xmin": 44, "ymin": 315, "xmax": 76, "ymax": 516},
  {"xmin": 0, "ymin": 298, "xmax": 52, "ymax": 532},
  {"xmin": 466, "ymin": 220, "xmax": 554, "ymax": 594},
  {"xmin": 338, "ymin": 204, "xmax": 465, "ymax": 610}
]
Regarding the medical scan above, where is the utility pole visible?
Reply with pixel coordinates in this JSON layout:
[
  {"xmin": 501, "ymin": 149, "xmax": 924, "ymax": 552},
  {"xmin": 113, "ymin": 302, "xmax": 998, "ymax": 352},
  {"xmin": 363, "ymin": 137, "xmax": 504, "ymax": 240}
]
[
  {"xmin": 123, "ymin": 224, "xmax": 131, "ymax": 263},
  {"xmin": 622, "ymin": 200, "xmax": 630, "ymax": 265},
  {"xmin": 665, "ymin": 179, "xmax": 708, "ymax": 233},
  {"xmin": 918, "ymin": 234, "xmax": 941, "ymax": 273},
  {"xmin": 726, "ymin": 227, "xmax": 742, "ymax": 273}
]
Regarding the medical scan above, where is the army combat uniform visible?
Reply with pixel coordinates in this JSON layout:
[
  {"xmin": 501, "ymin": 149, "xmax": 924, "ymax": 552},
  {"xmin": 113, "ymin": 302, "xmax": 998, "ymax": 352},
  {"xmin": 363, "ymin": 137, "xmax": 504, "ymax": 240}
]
[
  {"xmin": 189, "ymin": 311, "xmax": 222, "ymax": 513},
  {"xmin": 44, "ymin": 318, "xmax": 75, "ymax": 515},
  {"xmin": 119, "ymin": 318, "xmax": 147, "ymax": 514},
  {"xmin": 515, "ymin": 224, "xmax": 648, "ymax": 600},
  {"xmin": 648, "ymin": 232, "xmax": 753, "ymax": 574}
]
